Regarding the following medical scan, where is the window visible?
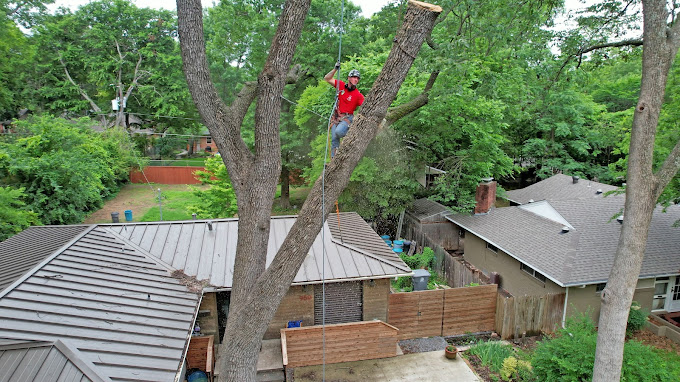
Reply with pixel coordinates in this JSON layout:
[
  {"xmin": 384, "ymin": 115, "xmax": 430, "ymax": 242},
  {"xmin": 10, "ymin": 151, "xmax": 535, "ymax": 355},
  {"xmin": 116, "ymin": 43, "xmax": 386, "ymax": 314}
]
[
  {"xmin": 653, "ymin": 277, "xmax": 670, "ymax": 311},
  {"xmin": 486, "ymin": 243, "xmax": 498, "ymax": 253},
  {"xmin": 459, "ymin": 229, "xmax": 466, "ymax": 238},
  {"xmin": 521, "ymin": 263, "xmax": 547, "ymax": 283},
  {"xmin": 206, "ymin": 136, "xmax": 212, "ymax": 144}
]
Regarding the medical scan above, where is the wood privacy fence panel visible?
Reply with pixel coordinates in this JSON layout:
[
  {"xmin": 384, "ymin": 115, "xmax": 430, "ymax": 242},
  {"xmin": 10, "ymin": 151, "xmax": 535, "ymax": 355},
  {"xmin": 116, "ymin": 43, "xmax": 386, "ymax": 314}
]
[
  {"xmin": 280, "ymin": 321, "xmax": 399, "ymax": 367},
  {"xmin": 130, "ymin": 166, "xmax": 204, "ymax": 184},
  {"xmin": 388, "ymin": 290, "xmax": 444, "ymax": 340},
  {"xmin": 495, "ymin": 293, "xmax": 565, "ymax": 339},
  {"xmin": 388, "ymin": 285, "xmax": 497, "ymax": 340},
  {"xmin": 442, "ymin": 284, "xmax": 497, "ymax": 335}
]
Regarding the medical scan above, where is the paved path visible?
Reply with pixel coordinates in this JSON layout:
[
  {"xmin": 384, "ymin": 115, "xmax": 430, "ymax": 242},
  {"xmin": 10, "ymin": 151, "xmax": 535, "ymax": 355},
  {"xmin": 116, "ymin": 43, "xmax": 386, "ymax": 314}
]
[{"xmin": 293, "ymin": 350, "xmax": 480, "ymax": 381}]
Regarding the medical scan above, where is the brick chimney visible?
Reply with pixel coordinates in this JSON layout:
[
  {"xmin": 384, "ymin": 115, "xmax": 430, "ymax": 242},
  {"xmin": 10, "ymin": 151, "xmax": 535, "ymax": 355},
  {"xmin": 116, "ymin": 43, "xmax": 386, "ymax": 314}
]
[{"xmin": 474, "ymin": 178, "xmax": 497, "ymax": 215}]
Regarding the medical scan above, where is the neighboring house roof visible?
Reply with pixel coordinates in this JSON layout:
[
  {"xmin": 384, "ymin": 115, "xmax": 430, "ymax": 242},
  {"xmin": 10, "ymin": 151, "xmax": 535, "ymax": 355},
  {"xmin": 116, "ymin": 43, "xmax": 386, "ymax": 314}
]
[
  {"xmin": 0, "ymin": 340, "xmax": 109, "ymax": 382},
  {"xmin": 0, "ymin": 226, "xmax": 200, "ymax": 382},
  {"xmin": 106, "ymin": 212, "xmax": 412, "ymax": 289},
  {"xmin": 448, "ymin": 175, "xmax": 680, "ymax": 287},
  {"xmin": 505, "ymin": 174, "xmax": 619, "ymax": 204},
  {"xmin": 0, "ymin": 225, "xmax": 89, "ymax": 293},
  {"xmin": 407, "ymin": 198, "xmax": 452, "ymax": 220}
]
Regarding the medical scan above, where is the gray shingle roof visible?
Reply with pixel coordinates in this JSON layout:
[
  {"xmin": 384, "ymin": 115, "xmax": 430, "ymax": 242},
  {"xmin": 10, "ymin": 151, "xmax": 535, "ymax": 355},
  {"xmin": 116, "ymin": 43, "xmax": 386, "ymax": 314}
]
[
  {"xmin": 0, "ymin": 340, "xmax": 109, "ymax": 382},
  {"xmin": 448, "ymin": 195, "xmax": 680, "ymax": 286},
  {"xmin": 505, "ymin": 174, "xmax": 619, "ymax": 204},
  {"xmin": 106, "ymin": 212, "xmax": 411, "ymax": 288},
  {"xmin": 0, "ymin": 226, "xmax": 200, "ymax": 382},
  {"xmin": 407, "ymin": 199, "xmax": 451, "ymax": 221},
  {"xmin": 0, "ymin": 225, "xmax": 89, "ymax": 293}
]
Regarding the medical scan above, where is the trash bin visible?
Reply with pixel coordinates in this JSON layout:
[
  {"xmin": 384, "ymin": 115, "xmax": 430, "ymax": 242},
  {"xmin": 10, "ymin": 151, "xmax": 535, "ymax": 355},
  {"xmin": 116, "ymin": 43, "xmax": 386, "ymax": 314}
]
[
  {"xmin": 412, "ymin": 269, "xmax": 430, "ymax": 291},
  {"xmin": 111, "ymin": 212, "xmax": 119, "ymax": 223},
  {"xmin": 124, "ymin": 210, "xmax": 133, "ymax": 222},
  {"xmin": 287, "ymin": 320, "xmax": 302, "ymax": 328}
]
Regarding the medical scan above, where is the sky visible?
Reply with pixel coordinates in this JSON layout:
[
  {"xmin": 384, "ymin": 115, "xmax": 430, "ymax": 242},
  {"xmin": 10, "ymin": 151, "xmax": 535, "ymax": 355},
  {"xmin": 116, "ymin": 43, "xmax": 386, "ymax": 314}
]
[{"xmin": 49, "ymin": 0, "xmax": 396, "ymax": 18}]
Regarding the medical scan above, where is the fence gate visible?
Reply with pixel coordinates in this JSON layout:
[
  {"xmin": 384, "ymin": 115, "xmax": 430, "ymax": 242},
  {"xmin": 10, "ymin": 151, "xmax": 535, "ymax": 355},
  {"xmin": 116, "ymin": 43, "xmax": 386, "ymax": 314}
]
[
  {"xmin": 442, "ymin": 284, "xmax": 497, "ymax": 335},
  {"xmin": 388, "ymin": 289, "xmax": 444, "ymax": 340}
]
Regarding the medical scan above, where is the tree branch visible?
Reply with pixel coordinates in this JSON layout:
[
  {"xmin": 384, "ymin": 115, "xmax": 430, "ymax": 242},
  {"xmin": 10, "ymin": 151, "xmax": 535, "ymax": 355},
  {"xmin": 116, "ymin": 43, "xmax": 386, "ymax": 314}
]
[
  {"xmin": 57, "ymin": 53, "xmax": 102, "ymax": 114},
  {"xmin": 383, "ymin": 70, "xmax": 439, "ymax": 127},
  {"xmin": 653, "ymin": 138, "xmax": 680, "ymax": 200},
  {"xmin": 426, "ymin": 6, "xmax": 453, "ymax": 50}
]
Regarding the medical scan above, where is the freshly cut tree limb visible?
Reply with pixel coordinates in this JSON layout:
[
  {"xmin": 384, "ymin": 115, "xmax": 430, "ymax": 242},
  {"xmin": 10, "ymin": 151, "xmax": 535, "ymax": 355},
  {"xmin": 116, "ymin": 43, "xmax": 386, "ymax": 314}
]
[{"xmin": 592, "ymin": 0, "xmax": 680, "ymax": 380}]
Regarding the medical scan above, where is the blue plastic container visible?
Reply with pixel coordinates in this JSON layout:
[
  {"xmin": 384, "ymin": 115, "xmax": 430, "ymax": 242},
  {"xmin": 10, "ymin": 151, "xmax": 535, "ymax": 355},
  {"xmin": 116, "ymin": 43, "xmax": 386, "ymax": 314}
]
[
  {"xmin": 393, "ymin": 247, "xmax": 403, "ymax": 254},
  {"xmin": 393, "ymin": 240, "xmax": 404, "ymax": 250},
  {"xmin": 124, "ymin": 209, "xmax": 133, "ymax": 222},
  {"xmin": 380, "ymin": 235, "xmax": 390, "ymax": 242},
  {"xmin": 384, "ymin": 240, "xmax": 392, "ymax": 248}
]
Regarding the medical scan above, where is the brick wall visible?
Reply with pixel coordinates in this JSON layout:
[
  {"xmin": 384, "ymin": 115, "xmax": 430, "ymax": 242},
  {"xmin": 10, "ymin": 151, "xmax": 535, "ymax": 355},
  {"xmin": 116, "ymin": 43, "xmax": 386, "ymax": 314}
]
[
  {"xmin": 363, "ymin": 278, "xmax": 390, "ymax": 321},
  {"xmin": 264, "ymin": 285, "xmax": 315, "ymax": 339}
]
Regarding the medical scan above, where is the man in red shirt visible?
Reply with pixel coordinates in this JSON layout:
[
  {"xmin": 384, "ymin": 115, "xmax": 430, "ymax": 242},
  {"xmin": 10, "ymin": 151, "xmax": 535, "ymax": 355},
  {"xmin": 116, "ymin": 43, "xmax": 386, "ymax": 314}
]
[{"xmin": 324, "ymin": 62, "xmax": 365, "ymax": 158}]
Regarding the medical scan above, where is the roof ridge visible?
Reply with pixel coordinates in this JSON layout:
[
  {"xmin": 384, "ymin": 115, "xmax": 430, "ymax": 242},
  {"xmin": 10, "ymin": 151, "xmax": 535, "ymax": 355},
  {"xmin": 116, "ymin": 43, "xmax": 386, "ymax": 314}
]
[
  {"xmin": 102, "ymin": 227, "xmax": 177, "ymax": 273},
  {"xmin": 327, "ymin": 226, "xmax": 411, "ymax": 273}
]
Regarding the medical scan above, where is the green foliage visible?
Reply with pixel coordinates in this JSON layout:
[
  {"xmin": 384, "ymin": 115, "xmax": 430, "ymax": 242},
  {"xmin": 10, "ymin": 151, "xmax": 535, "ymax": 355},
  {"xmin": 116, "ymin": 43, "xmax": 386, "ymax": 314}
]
[
  {"xmin": 627, "ymin": 301, "xmax": 649, "ymax": 335},
  {"xmin": 0, "ymin": 186, "xmax": 40, "ymax": 241},
  {"xmin": 140, "ymin": 188, "xmax": 204, "ymax": 222},
  {"xmin": 187, "ymin": 156, "xmax": 238, "ymax": 219},
  {"xmin": 466, "ymin": 341, "xmax": 515, "ymax": 374},
  {"xmin": 0, "ymin": 116, "xmax": 136, "ymax": 225},
  {"xmin": 392, "ymin": 247, "xmax": 437, "ymax": 291},
  {"xmin": 532, "ymin": 312, "xmax": 680, "ymax": 381},
  {"xmin": 500, "ymin": 356, "xmax": 533, "ymax": 382}
]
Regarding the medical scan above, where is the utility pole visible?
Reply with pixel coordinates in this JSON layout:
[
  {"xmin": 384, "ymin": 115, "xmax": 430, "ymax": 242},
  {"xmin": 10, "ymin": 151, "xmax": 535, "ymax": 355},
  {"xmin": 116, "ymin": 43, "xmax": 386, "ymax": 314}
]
[{"xmin": 157, "ymin": 188, "xmax": 163, "ymax": 221}]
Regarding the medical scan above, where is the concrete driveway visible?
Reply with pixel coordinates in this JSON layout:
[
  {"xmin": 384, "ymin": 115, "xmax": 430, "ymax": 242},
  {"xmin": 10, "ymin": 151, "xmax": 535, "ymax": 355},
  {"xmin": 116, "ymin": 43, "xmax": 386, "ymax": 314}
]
[{"xmin": 292, "ymin": 350, "xmax": 480, "ymax": 382}]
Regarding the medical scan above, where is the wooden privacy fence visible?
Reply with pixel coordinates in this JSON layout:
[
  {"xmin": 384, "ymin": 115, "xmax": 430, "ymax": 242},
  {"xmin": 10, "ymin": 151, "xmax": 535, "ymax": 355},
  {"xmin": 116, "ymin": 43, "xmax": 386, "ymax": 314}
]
[
  {"xmin": 130, "ymin": 166, "xmax": 204, "ymax": 184},
  {"xmin": 495, "ymin": 292, "xmax": 565, "ymax": 339},
  {"xmin": 280, "ymin": 321, "xmax": 399, "ymax": 368},
  {"xmin": 388, "ymin": 284, "xmax": 497, "ymax": 340}
]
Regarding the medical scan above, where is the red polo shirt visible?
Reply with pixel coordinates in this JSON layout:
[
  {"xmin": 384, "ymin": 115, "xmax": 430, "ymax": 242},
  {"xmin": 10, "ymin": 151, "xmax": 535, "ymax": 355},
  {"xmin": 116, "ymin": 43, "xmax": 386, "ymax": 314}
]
[{"xmin": 332, "ymin": 80, "xmax": 365, "ymax": 115}]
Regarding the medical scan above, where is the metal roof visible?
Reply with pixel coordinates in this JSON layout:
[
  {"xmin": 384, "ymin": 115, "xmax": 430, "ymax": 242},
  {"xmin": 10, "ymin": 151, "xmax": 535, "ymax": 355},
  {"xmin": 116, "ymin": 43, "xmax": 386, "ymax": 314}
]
[
  {"xmin": 0, "ymin": 225, "xmax": 89, "ymax": 293},
  {"xmin": 106, "ymin": 212, "xmax": 412, "ymax": 288},
  {"xmin": 448, "ymin": 196, "xmax": 680, "ymax": 286},
  {"xmin": 0, "ymin": 340, "xmax": 109, "ymax": 382},
  {"xmin": 505, "ymin": 174, "xmax": 620, "ymax": 205},
  {"xmin": 0, "ymin": 226, "xmax": 200, "ymax": 382}
]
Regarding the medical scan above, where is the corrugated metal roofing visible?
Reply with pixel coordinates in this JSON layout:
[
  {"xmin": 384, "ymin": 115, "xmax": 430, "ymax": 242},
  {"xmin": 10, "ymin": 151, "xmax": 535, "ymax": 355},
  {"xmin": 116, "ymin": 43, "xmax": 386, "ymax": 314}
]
[
  {"xmin": 0, "ymin": 340, "xmax": 108, "ymax": 382},
  {"xmin": 448, "ymin": 196, "xmax": 680, "ymax": 286},
  {"xmin": 0, "ymin": 227, "xmax": 200, "ymax": 382},
  {"xmin": 107, "ymin": 212, "xmax": 411, "ymax": 288},
  {"xmin": 505, "ymin": 174, "xmax": 619, "ymax": 205},
  {"xmin": 0, "ymin": 225, "xmax": 89, "ymax": 293}
]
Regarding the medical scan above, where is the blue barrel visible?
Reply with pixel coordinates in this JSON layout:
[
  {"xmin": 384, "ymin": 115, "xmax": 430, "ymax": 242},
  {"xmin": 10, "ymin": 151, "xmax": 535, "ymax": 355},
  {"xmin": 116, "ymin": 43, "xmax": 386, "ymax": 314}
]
[
  {"xmin": 393, "ymin": 240, "xmax": 404, "ymax": 251},
  {"xmin": 384, "ymin": 240, "xmax": 392, "ymax": 248},
  {"xmin": 380, "ymin": 235, "xmax": 390, "ymax": 242},
  {"xmin": 393, "ymin": 247, "xmax": 403, "ymax": 254},
  {"xmin": 124, "ymin": 210, "xmax": 133, "ymax": 222}
]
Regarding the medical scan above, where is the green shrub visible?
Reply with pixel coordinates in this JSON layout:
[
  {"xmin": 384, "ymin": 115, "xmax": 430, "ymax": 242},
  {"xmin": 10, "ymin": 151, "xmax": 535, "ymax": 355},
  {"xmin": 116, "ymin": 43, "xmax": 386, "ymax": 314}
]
[
  {"xmin": 466, "ymin": 341, "xmax": 515, "ymax": 374},
  {"xmin": 627, "ymin": 301, "xmax": 649, "ymax": 335},
  {"xmin": 391, "ymin": 247, "xmax": 439, "ymax": 291},
  {"xmin": 500, "ymin": 356, "xmax": 534, "ymax": 381},
  {"xmin": 532, "ymin": 312, "xmax": 680, "ymax": 381}
]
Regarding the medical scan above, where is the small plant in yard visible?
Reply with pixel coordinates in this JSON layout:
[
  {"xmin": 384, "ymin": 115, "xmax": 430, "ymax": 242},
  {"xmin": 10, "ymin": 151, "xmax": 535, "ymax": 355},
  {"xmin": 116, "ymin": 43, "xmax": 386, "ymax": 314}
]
[
  {"xmin": 500, "ymin": 356, "xmax": 533, "ymax": 381},
  {"xmin": 391, "ymin": 247, "xmax": 439, "ymax": 291},
  {"xmin": 465, "ymin": 341, "xmax": 515, "ymax": 374},
  {"xmin": 627, "ymin": 301, "xmax": 649, "ymax": 335}
]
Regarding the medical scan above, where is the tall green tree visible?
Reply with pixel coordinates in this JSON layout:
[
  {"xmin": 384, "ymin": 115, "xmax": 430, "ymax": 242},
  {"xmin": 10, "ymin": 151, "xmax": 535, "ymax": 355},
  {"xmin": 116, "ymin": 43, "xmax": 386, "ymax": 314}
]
[{"xmin": 0, "ymin": 186, "xmax": 40, "ymax": 241}]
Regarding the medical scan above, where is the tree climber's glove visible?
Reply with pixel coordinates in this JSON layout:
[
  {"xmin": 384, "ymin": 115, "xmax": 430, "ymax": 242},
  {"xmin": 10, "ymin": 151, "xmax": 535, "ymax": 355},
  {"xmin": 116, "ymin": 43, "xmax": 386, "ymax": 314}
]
[{"xmin": 335, "ymin": 61, "xmax": 341, "ymax": 70}]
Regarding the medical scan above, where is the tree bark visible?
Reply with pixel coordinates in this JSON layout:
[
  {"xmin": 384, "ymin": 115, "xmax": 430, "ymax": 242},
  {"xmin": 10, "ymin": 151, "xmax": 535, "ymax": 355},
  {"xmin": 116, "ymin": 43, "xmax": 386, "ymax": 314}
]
[
  {"xmin": 280, "ymin": 163, "xmax": 291, "ymax": 209},
  {"xmin": 178, "ymin": 0, "xmax": 441, "ymax": 380},
  {"xmin": 592, "ymin": 1, "xmax": 680, "ymax": 380}
]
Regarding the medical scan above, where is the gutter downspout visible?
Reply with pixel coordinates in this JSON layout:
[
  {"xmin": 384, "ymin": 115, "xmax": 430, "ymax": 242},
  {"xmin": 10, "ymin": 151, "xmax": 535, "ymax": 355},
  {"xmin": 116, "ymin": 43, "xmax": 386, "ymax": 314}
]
[{"xmin": 562, "ymin": 286, "xmax": 569, "ymax": 328}]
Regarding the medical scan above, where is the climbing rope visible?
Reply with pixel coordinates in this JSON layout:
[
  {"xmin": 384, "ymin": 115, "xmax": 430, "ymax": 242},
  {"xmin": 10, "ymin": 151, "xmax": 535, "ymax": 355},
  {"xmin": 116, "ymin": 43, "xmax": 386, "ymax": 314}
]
[{"xmin": 321, "ymin": 1, "xmax": 345, "ymax": 379}]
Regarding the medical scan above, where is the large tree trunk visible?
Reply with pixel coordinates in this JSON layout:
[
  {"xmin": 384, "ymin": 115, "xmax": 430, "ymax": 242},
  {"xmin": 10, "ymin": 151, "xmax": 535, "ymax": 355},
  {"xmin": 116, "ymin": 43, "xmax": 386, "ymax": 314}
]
[
  {"xmin": 177, "ymin": 1, "xmax": 441, "ymax": 380},
  {"xmin": 280, "ymin": 163, "xmax": 291, "ymax": 209},
  {"xmin": 592, "ymin": 1, "xmax": 680, "ymax": 380}
]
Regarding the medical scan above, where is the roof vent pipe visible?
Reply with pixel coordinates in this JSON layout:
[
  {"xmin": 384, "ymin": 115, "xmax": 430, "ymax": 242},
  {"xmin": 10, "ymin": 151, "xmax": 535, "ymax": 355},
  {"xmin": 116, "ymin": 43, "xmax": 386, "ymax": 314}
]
[
  {"xmin": 617, "ymin": 215, "xmax": 624, "ymax": 224},
  {"xmin": 572, "ymin": 176, "xmax": 580, "ymax": 184},
  {"xmin": 528, "ymin": 199, "xmax": 534, "ymax": 203},
  {"xmin": 561, "ymin": 226, "xmax": 570, "ymax": 233},
  {"xmin": 207, "ymin": 221, "xmax": 213, "ymax": 231},
  {"xmin": 596, "ymin": 189, "xmax": 603, "ymax": 195}
]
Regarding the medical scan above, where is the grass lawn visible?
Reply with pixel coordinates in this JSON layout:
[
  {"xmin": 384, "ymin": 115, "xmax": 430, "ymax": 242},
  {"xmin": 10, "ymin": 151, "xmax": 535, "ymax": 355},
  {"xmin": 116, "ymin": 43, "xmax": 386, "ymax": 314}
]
[{"xmin": 85, "ymin": 182, "xmax": 312, "ymax": 223}]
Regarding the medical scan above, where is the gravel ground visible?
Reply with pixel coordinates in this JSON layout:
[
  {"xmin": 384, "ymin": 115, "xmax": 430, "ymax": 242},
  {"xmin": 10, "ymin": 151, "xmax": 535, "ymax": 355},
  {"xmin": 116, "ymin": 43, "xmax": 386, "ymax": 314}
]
[{"xmin": 398, "ymin": 336, "xmax": 448, "ymax": 354}]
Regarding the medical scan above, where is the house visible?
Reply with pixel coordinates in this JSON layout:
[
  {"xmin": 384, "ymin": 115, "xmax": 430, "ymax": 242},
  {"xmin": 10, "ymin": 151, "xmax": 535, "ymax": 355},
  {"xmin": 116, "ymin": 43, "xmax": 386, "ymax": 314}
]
[
  {"xmin": 0, "ymin": 212, "xmax": 410, "ymax": 380},
  {"xmin": 419, "ymin": 174, "xmax": 680, "ymax": 323},
  {"xmin": 187, "ymin": 127, "xmax": 217, "ymax": 154}
]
